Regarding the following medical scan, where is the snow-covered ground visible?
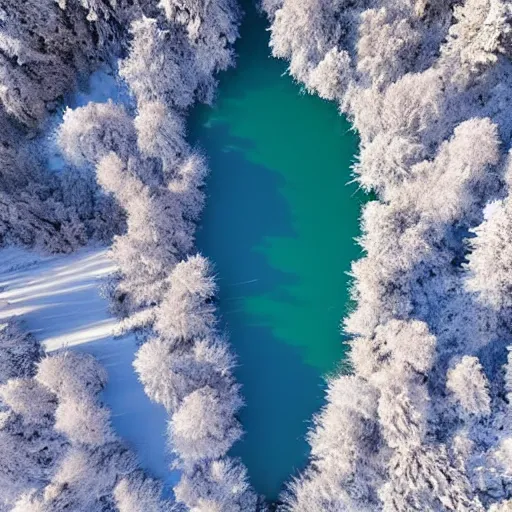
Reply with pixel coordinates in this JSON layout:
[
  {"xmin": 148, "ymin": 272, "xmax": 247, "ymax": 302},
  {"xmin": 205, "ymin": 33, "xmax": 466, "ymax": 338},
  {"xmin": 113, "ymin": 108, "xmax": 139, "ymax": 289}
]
[{"xmin": 0, "ymin": 246, "xmax": 178, "ymax": 493}]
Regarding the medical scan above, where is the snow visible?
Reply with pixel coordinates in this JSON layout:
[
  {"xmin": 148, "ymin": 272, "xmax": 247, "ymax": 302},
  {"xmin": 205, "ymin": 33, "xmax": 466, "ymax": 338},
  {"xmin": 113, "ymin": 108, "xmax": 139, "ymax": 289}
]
[
  {"xmin": 70, "ymin": 68, "xmax": 132, "ymax": 109},
  {"xmin": 483, "ymin": 200, "xmax": 502, "ymax": 220},
  {"xmin": 0, "ymin": 246, "xmax": 178, "ymax": 494}
]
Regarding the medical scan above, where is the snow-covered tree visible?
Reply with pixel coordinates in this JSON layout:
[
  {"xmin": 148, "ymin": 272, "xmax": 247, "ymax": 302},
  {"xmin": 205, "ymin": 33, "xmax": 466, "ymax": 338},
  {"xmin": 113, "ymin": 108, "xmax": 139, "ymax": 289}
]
[
  {"xmin": 0, "ymin": 0, "xmax": 253, "ymax": 508},
  {"xmin": 154, "ymin": 255, "xmax": 217, "ymax": 345},
  {"xmin": 96, "ymin": 152, "xmax": 193, "ymax": 307},
  {"xmin": 58, "ymin": 102, "xmax": 137, "ymax": 166},
  {"xmin": 168, "ymin": 152, "xmax": 208, "ymax": 221},
  {"xmin": 133, "ymin": 338, "xmax": 195, "ymax": 411},
  {"xmin": 489, "ymin": 500, "xmax": 512, "ymax": 512},
  {"xmin": 442, "ymin": 0, "xmax": 512, "ymax": 77},
  {"xmin": 356, "ymin": 6, "xmax": 422, "ymax": 90},
  {"xmin": 466, "ymin": 196, "xmax": 512, "ymax": 324},
  {"xmin": 447, "ymin": 356, "xmax": 491, "ymax": 418},
  {"xmin": 5, "ymin": 349, "xmax": 174, "ymax": 511},
  {"xmin": 0, "ymin": 0, "xmax": 76, "ymax": 126},
  {"xmin": 0, "ymin": 188, "xmax": 90, "ymax": 253},
  {"xmin": 174, "ymin": 458, "xmax": 259, "ymax": 512},
  {"xmin": 120, "ymin": 16, "xmax": 197, "ymax": 110},
  {"xmin": 158, "ymin": 0, "xmax": 240, "ymax": 103},
  {"xmin": 36, "ymin": 351, "xmax": 107, "ymax": 400},
  {"xmin": 306, "ymin": 48, "xmax": 352, "ymax": 102},
  {"xmin": 267, "ymin": 0, "xmax": 361, "ymax": 98},
  {"xmin": 134, "ymin": 101, "xmax": 187, "ymax": 167},
  {"xmin": 262, "ymin": 0, "xmax": 512, "ymax": 507},
  {"xmin": 25, "ymin": 443, "xmax": 139, "ymax": 511},
  {"xmin": 0, "ymin": 0, "xmax": 144, "ymax": 253},
  {"xmin": 54, "ymin": 396, "xmax": 115, "ymax": 447},
  {"xmin": 0, "ymin": 377, "xmax": 57, "ymax": 426},
  {"xmin": 134, "ymin": 336, "xmax": 235, "ymax": 412},
  {"xmin": 0, "ymin": 321, "xmax": 42, "ymax": 384},
  {"xmin": 114, "ymin": 471, "xmax": 175, "ymax": 512},
  {"xmin": 169, "ymin": 385, "xmax": 243, "ymax": 462},
  {"xmin": 0, "ymin": 371, "xmax": 65, "ymax": 508},
  {"xmin": 282, "ymin": 375, "xmax": 382, "ymax": 511},
  {"xmin": 378, "ymin": 444, "xmax": 480, "ymax": 512},
  {"xmin": 0, "ymin": 409, "xmax": 64, "ymax": 508}
]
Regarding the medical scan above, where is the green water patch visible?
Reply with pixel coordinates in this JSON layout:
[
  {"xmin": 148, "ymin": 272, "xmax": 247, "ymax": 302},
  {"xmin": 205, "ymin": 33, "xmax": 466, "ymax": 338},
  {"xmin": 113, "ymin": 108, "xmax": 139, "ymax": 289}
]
[{"xmin": 189, "ymin": 1, "xmax": 363, "ymax": 502}]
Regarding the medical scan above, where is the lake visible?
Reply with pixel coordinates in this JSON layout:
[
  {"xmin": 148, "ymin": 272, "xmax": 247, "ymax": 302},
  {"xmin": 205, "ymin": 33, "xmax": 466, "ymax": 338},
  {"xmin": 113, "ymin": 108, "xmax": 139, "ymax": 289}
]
[{"xmin": 190, "ymin": 1, "xmax": 362, "ymax": 502}]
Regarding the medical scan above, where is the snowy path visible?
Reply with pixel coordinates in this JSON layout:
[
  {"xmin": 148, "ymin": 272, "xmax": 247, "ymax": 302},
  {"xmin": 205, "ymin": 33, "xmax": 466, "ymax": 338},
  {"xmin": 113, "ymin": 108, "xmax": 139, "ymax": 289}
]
[{"xmin": 0, "ymin": 246, "xmax": 178, "ymax": 492}]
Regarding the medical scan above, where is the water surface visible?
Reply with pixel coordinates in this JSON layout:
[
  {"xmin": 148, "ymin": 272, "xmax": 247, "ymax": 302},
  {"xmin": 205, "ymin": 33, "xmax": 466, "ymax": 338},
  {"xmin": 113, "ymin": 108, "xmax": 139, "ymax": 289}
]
[{"xmin": 191, "ymin": 2, "xmax": 362, "ymax": 501}]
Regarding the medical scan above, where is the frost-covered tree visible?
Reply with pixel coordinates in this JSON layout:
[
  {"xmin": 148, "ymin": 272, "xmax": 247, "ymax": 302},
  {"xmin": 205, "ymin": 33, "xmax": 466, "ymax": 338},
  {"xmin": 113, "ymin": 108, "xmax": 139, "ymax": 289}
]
[
  {"xmin": 154, "ymin": 255, "xmax": 217, "ymax": 344},
  {"xmin": 47, "ymin": 1, "xmax": 256, "ymax": 509},
  {"xmin": 447, "ymin": 356, "xmax": 491, "ymax": 418},
  {"xmin": 0, "ymin": 323, "xmax": 60, "ymax": 508},
  {"xmin": 0, "ymin": 375, "xmax": 64, "ymax": 508},
  {"xmin": 282, "ymin": 375, "xmax": 382, "ymax": 511},
  {"xmin": 22, "ymin": 443, "xmax": 139, "ymax": 511},
  {"xmin": 96, "ymin": 152, "xmax": 194, "ymax": 307},
  {"xmin": 267, "ymin": 0, "xmax": 361, "ymax": 98},
  {"xmin": 0, "ymin": 0, "xmax": 144, "ymax": 254},
  {"xmin": 442, "ymin": 0, "xmax": 512, "ymax": 77},
  {"xmin": 169, "ymin": 152, "xmax": 208, "ymax": 220},
  {"xmin": 114, "ymin": 471, "xmax": 176, "ymax": 512},
  {"xmin": 174, "ymin": 458, "xmax": 259, "ymax": 512},
  {"xmin": 120, "ymin": 16, "xmax": 197, "ymax": 110},
  {"xmin": 0, "ymin": 98, "xmax": 118, "ymax": 253},
  {"xmin": 128, "ymin": 253, "xmax": 253, "ymax": 507},
  {"xmin": 134, "ymin": 101, "xmax": 187, "ymax": 168},
  {"xmin": 58, "ymin": 102, "xmax": 137, "ymax": 166},
  {"xmin": 57, "ymin": 94, "xmax": 202, "ymax": 305},
  {"xmin": 466, "ymin": 195, "xmax": 512, "ymax": 326},
  {"xmin": 134, "ymin": 336, "xmax": 235, "ymax": 412},
  {"xmin": 346, "ymin": 117, "xmax": 501, "ymax": 338},
  {"xmin": 0, "ymin": 0, "xmax": 78, "ymax": 126},
  {"xmin": 36, "ymin": 351, "xmax": 107, "ymax": 400},
  {"xmin": 169, "ymin": 385, "xmax": 243, "ymax": 462},
  {"xmin": 0, "ymin": 377, "xmax": 57, "ymax": 426},
  {"xmin": 0, "ymin": 321, "xmax": 42, "ymax": 384},
  {"xmin": 158, "ymin": 0, "xmax": 240, "ymax": 103},
  {"xmin": 0, "ymin": 406, "xmax": 64, "ymax": 508},
  {"xmin": 128, "ymin": 251, "xmax": 254, "ymax": 507},
  {"xmin": 356, "ymin": 6, "xmax": 422, "ymax": 90},
  {"xmin": 490, "ymin": 500, "xmax": 512, "ymax": 512},
  {"xmin": 1, "ymin": 0, "xmax": 253, "ymax": 508},
  {"xmin": 0, "ymin": 187, "xmax": 91, "ymax": 253},
  {"xmin": 54, "ymin": 396, "xmax": 115, "ymax": 447},
  {"xmin": 134, "ymin": 338, "xmax": 195, "ymax": 411},
  {"xmin": 378, "ymin": 444, "xmax": 479, "ymax": 512},
  {"xmin": 35, "ymin": 352, "xmax": 116, "ymax": 449}
]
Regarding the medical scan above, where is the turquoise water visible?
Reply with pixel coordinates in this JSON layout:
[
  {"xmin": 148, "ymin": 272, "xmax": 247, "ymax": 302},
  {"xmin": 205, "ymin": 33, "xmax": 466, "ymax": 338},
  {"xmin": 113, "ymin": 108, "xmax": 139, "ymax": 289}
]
[{"xmin": 190, "ymin": 2, "xmax": 362, "ymax": 502}]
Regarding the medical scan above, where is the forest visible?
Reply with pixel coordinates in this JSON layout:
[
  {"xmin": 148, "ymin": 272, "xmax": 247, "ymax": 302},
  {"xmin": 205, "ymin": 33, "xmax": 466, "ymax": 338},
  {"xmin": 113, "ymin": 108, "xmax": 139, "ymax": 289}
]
[
  {"xmin": 1, "ymin": 0, "xmax": 512, "ymax": 511},
  {"xmin": 0, "ymin": 0, "xmax": 257, "ymax": 510},
  {"xmin": 263, "ymin": 0, "xmax": 512, "ymax": 510}
]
